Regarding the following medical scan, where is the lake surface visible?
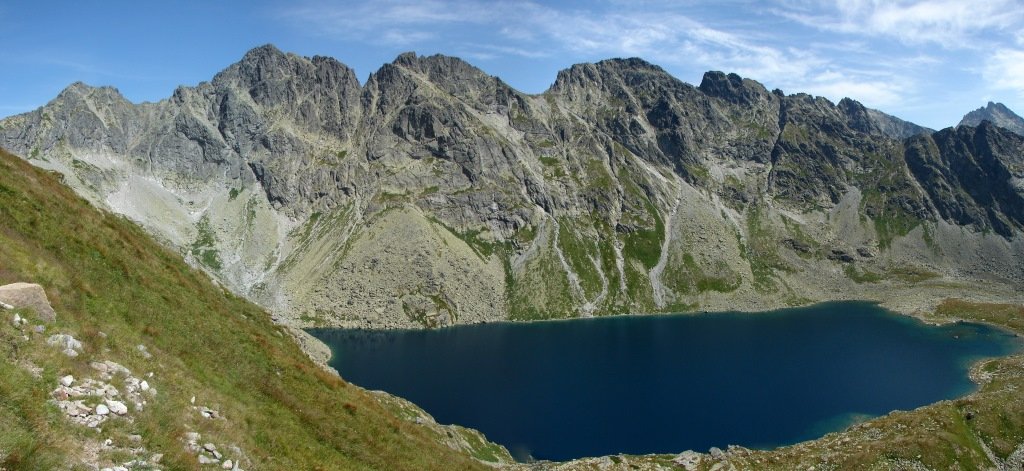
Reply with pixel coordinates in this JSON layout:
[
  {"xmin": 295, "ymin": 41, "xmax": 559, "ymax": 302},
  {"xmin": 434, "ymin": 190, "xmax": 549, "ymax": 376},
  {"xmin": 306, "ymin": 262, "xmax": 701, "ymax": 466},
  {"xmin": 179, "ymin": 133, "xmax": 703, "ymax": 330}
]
[{"xmin": 309, "ymin": 301, "xmax": 1022, "ymax": 462}]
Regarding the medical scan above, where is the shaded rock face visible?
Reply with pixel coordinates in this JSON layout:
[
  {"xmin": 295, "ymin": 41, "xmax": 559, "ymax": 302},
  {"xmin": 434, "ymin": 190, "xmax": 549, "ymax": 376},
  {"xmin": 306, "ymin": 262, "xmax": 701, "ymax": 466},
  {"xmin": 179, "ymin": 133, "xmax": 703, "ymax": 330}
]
[
  {"xmin": 2, "ymin": 45, "xmax": 1023, "ymax": 328},
  {"xmin": 960, "ymin": 102, "xmax": 1024, "ymax": 137}
]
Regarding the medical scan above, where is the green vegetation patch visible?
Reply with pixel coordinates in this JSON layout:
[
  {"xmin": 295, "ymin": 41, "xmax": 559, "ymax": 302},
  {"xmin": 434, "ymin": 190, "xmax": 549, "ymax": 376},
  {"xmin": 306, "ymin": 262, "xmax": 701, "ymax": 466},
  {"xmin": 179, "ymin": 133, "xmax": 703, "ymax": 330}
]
[
  {"xmin": 556, "ymin": 218, "xmax": 604, "ymax": 299},
  {"xmin": 663, "ymin": 253, "xmax": 742, "ymax": 294},
  {"xmin": 190, "ymin": 215, "xmax": 222, "ymax": 270},
  {"xmin": 844, "ymin": 264, "xmax": 883, "ymax": 284},
  {"xmin": 744, "ymin": 206, "xmax": 793, "ymax": 292}
]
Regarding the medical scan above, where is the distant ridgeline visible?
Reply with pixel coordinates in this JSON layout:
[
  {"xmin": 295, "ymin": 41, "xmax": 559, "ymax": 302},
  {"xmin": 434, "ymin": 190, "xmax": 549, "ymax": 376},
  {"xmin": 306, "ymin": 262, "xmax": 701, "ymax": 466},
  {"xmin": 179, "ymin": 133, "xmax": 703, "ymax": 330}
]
[{"xmin": 2, "ymin": 44, "xmax": 1023, "ymax": 329}]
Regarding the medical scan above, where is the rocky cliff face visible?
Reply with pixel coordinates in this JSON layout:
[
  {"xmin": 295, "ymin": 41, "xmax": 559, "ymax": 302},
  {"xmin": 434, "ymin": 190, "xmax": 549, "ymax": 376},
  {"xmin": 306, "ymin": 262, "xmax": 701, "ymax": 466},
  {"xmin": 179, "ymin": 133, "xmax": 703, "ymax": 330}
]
[
  {"xmin": 960, "ymin": 102, "xmax": 1024, "ymax": 137},
  {"xmin": 2, "ymin": 45, "xmax": 1022, "ymax": 329}
]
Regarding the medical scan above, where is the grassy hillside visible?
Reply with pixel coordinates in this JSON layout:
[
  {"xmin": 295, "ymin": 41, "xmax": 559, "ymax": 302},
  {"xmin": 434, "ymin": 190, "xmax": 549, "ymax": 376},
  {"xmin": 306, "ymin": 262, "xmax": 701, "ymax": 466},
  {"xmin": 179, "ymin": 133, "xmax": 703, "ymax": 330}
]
[{"xmin": 0, "ymin": 148, "xmax": 494, "ymax": 469}]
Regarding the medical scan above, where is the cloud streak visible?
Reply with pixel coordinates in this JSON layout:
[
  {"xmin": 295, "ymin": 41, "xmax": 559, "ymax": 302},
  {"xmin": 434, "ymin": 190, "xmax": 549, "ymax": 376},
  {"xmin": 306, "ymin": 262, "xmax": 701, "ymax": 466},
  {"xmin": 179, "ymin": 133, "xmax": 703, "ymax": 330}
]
[
  {"xmin": 777, "ymin": 0, "xmax": 1024, "ymax": 48},
  {"xmin": 984, "ymin": 49, "xmax": 1024, "ymax": 97}
]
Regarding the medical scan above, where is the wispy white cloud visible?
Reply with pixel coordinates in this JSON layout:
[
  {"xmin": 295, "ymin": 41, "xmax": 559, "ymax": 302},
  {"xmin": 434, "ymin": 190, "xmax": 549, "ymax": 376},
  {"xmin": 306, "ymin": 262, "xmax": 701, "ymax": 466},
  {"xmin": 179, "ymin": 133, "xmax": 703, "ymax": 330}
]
[
  {"xmin": 801, "ymin": 71, "xmax": 907, "ymax": 107},
  {"xmin": 777, "ymin": 0, "xmax": 1024, "ymax": 48},
  {"xmin": 280, "ymin": 0, "xmax": 523, "ymax": 45},
  {"xmin": 983, "ymin": 49, "xmax": 1024, "ymax": 97}
]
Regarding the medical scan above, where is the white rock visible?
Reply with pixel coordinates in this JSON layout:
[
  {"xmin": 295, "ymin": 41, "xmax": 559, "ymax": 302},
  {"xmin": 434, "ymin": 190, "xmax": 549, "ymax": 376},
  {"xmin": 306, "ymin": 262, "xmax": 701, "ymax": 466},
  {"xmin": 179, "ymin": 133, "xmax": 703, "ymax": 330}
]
[
  {"xmin": 11, "ymin": 313, "xmax": 22, "ymax": 326},
  {"xmin": 140, "ymin": 380, "xmax": 150, "ymax": 391},
  {"xmin": 59, "ymin": 375, "xmax": 74, "ymax": 387},
  {"xmin": 106, "ymin": 400, "xmax": 128, "ymax": 415},
  {"xmin": 222, "ymin": 460, "xmax": 233, "ymax": 469},
  {"xmin": 47, "ymin": 334, "xmax": 82, "ymax": 354},
  {"xmin": 203, "ymin": 443, "xmax": 217, "ymax": 452},
  {"xmin": 62, "ymin": 348, "xmax": 78, "ymax": 357},
  {"xmin": 191, "ymin": 395, "xmax": 196, "ymax": 404},
  {"xmin": 185, "ymin": 432, "xmax": 201, "ymax": 443},
  {"xmin": 198, "ymin": 455, "xmax": 220, "ymax": 465},
  {"xmin": 95, "ymin": 404, "xmax": 110, "ymax": 415}
]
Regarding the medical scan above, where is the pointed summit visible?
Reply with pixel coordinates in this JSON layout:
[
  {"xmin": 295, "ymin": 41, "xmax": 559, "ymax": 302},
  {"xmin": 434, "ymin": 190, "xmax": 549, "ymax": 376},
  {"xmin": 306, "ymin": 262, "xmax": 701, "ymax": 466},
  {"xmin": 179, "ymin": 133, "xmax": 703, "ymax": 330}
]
[{"xmin": 959, "ymin": 102, "xmax": 1024, "ymax": 136}]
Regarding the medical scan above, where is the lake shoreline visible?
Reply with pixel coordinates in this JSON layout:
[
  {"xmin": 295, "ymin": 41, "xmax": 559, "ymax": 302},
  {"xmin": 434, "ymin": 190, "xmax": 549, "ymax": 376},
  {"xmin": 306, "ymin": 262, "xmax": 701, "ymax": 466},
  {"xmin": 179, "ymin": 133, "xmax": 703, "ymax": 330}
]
[{"xmin": 310, "ymin": 301, "xmax": 1023, "ymax": 463}]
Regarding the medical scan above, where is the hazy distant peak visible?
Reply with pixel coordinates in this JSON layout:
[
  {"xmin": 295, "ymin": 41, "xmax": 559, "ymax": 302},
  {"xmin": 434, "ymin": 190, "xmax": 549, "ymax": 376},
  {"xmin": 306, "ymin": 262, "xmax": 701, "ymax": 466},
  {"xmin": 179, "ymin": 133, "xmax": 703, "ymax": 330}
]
[{"xmin": 959, "ymin": 102, "xmax": 1024, "ymax": 136}]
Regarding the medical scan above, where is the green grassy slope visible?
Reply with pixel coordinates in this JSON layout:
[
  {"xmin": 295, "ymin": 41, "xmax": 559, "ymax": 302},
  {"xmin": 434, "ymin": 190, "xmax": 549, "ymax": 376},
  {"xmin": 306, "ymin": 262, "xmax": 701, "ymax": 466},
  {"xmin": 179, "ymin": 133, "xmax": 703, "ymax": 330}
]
[{"xmin": 0, "ymin": 148, "xmax": 489, "ymax": 469}]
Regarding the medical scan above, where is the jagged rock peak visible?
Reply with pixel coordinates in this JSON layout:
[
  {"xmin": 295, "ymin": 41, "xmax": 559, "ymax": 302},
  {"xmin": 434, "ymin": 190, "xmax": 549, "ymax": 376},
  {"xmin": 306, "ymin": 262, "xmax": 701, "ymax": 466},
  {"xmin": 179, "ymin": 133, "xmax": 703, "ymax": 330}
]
[
  {"xmin": 960, "ymin": 101, "xmax": 1024, "ymax": 136},
  {"xmin": 698, "ymin": 71, "xmax": 771, "ymax": 105},
  {"xmin": 389, "ymin": 51, "xmax": 495, "ymax": 82},
  {"xmin": 56, "ymin": 81, "xmax": 124, "ymax": 100},
  {"xmin": 213, "ymin": 44, "xmax": 358, "ymax": 89},
  {"xmin": 549, "ymin": 57, "xmax": 672, "ymax": 94}
]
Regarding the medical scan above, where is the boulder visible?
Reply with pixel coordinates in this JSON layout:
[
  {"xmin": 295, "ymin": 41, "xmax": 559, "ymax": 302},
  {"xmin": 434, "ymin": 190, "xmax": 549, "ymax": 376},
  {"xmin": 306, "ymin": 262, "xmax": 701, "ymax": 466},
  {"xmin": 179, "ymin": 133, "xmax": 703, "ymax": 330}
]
[
  {"xmin": 709, "ymin": 446, "xmax": 726, "ymax": 460},
  {"xmin": 106, "ymin": 400, "xmax": 128, "ymax": 415},
  {"xmin": 673, "ymin": 450, "xmax": 703, "ymax": 470},
  {"xmin": 0, "ymin": 283, "xmax": 57, "ymax": 322},
  {"xmin": 47, "ymin": 334, "xmax": 82, "ymax": 356}
]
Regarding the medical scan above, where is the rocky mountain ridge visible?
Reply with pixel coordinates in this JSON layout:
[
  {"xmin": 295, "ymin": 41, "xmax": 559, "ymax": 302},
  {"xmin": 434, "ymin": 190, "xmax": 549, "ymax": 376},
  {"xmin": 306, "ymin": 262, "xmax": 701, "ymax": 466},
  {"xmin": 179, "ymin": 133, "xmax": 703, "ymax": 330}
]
[{"xmin": 2, "ymin": 44, "xmax": 1022, "ymax": 329}]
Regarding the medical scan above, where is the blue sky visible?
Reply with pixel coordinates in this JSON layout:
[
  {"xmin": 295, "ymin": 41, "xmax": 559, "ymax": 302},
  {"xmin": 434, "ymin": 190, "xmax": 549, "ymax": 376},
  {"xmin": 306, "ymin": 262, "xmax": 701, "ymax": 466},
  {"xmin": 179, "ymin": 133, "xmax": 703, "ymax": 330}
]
[{"xmin": 2, "ymin": 0, "xmax": 1023, "ymax": 129}]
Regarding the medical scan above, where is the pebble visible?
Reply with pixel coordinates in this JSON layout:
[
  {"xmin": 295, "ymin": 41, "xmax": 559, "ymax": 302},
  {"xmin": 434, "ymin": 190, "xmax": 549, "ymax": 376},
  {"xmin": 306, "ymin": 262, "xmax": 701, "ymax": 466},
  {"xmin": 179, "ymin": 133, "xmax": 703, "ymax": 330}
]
[
  {"xmin": 203, "ymin": 443, "xmax": 217, "ymax": 453},
  {"xmin": 60, "ymin": 375, "xmax": 75, "ymax": 387},
  {"xmin": 96, "ymin": 404, "xmax": 110, "ymax": 415},
  {"xmin": 222, "ymin": 460, "xmax": 233, "ymax": 469},
  {"xmin": 198, "ymin": 455, "xmax": 220, "ymax": 465}
]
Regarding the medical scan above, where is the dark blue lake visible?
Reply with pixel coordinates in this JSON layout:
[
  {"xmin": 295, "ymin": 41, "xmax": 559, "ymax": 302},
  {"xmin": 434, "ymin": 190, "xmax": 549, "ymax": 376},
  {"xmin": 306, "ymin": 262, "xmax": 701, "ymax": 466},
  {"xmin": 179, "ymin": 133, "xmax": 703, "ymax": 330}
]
[{"xmin": 309, "ymin": 301, "xmax": 1022, "ymax": 462}]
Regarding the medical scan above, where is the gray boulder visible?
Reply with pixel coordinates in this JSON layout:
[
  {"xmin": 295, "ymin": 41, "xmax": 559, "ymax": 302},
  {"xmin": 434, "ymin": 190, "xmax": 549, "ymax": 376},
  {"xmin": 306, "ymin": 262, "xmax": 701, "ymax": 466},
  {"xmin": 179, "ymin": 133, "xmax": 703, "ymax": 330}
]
[{"xmin": 0, "ymin": 283, "xmax": 57, "ymax": 322}]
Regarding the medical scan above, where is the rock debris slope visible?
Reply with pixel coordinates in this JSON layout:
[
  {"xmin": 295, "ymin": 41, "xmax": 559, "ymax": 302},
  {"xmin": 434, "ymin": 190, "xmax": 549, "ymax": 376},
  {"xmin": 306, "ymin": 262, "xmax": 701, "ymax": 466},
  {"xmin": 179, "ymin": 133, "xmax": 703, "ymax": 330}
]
[{"xmin": 2, "ymin": 44, "xmax": 1023, "ymax": 329}]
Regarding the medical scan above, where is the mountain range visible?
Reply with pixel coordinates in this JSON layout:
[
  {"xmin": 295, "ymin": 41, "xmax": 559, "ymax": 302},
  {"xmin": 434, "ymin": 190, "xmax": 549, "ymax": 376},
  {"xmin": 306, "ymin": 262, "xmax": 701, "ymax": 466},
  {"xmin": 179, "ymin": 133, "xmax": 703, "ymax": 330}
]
[{"xmin": 1, "ymin": 44, "xmax": 1022, "ymax": 330}]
